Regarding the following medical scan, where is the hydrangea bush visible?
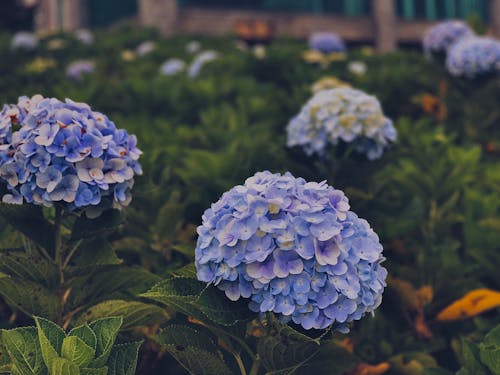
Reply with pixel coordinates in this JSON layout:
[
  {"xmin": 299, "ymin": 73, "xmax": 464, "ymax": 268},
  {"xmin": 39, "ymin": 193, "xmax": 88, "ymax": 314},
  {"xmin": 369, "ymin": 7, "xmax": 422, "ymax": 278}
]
[
  {"xmin": 11, "ymin": 31, "xmax": 38, "ymax": 50},
  {"xmin": 422, "ymin": 20, "xmax": 473, "ymax": 56},
  {"xmin": 287, "ymin": 88, "xmax": 396, "ymax": 160},
  {"xmin": 66, "ymin": 60, "xmax": 96, "ymax": 80},
  {"xmin": 195, "ymin": 171, "xmax": 387, "ymax": 331},
  {"xmin": 160, "ymin": 58, "xmax": 186, "ymax": 76},
  {"xmin": 0, "ymin": 95, "xmax": 142, "ymax": 216},
  {"xmin": 446, "ymin": 36, "xmax": 500, "ymax": 78},
  {"xmin": 188, "ymin": 50, "xmax": 218, "ymax": 78},
  {"xmin": 308, "ymin": 32, "xmax": 346, "ymax": 54}
]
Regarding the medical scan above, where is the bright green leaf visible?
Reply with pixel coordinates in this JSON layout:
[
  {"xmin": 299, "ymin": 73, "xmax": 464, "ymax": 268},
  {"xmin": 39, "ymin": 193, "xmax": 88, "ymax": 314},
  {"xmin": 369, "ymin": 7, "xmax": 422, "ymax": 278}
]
[
  {"xmin": 61, "ymin": 336, "xmax": 95, "ymax": 367},
  {"xmin": 88, "ymin": 317, "xmax": 123, "ymax": 367},
  {"xmin": 50, "ymin": 357, "xmax": 80, "ymax": 375},
  {"xmin": 2, "ymin": 327, "xmax": 47, "ymax": 375},
  {"xmin": 34, "ymin": 316, "xmax": 66, "ymax": 370}
]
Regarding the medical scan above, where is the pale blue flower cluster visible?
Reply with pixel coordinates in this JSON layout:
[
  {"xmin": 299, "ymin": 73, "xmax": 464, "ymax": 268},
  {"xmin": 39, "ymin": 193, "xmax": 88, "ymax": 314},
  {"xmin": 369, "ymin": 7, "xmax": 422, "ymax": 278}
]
[
  {"xmin": 11, "ymin": 32, "xmax": 38, "ymax": 50},
  {"xmin": 422, "ymin": 20, "xmax": 473, "ymax": 55},
  {"xmin": 287, "ymin": 88, "xmax": 396, "ymax": 160},
  {"xmin": 75, "ymin": 29, "xmax": 94, "ymax": 45},
  {"xmin": 308, "ymin": 32, "xmax": 345, "ymax": 54},
  {"xmin": 446, "ymin": 36, "xmax": 500, "ymax": 78},
  {"xmin": 136, "ymin": 41, "xmax": 156, "ymax": 57},
  {"xmin": 0, "ymin": 95, "xmax": 142, "ymax": 215},
  {"xmin": 188, "ymin": 51, "xmax": 218, "ymax": 78},
  {"xmin": 66, "ymin": 60, "xmax": 95, "ymax": 80},
  {"xmin": 195, "ymin": 171, "xmax": 387, "ymax": 331},
  {"xmin": 160, "ymin": 58, "xmax": 186, "ymax": 76}
]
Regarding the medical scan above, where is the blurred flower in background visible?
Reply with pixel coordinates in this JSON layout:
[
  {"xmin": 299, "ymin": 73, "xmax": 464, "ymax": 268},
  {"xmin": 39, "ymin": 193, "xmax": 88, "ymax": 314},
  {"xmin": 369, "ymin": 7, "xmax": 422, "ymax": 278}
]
[
  {"xmin": 253, "ymin": 44, "xmax": 266, "ymax": 59},
  {"xmin": 121, "ymin": 49, "xmax": 136, "ymax": 62},
  {"xmin": 66, "ymin": 60, "xmax": 95, "ymax": 80},
  {"xmin": 348, "ymin": 61, "xmax": 367, "ymax": 76},
  {"xmin": 11, "ymin": 31, "xmax": 38, "ymax": 50},
  {"xmin": 136, "ymin": 41, "xmax": 156, "ymax": 56},
  {"xmin": 188, "ymin": 50, "xmax": 218, "ymax": 78},
  {"xmin": 422, "ymin": 20, "xmax": 473, "ymax": 56},
  {"xmin": 287, "ymin": 88, "xmax": 396, "ymax": 160},
  {"xmin": 160, "ymin": 58, "xmax": 186, "ymax": 76},
  {"xmin": 446, "ymin": 36, "xmax": 500, "ymax": 78},
  {"xmin": 311, "ymin": 76, "xmax": 351, "ymax": 94},
  {"xmin": 75, "ymin": 29, "xmax": 94, "ymax": 45},
  {"xmin": 46, "ymin": 38, "xmax": 66, "ymax": 50},
  {"xmin": 185, "ymin": 40, "xmax": 201, "ymax": 54},
  {"xmin": 308, "ymin": 32, "xmax": 346, "ymax": 54},
  {"xmin": 25, "ymin": 57, "xmax": 56, "ymax": 74}
]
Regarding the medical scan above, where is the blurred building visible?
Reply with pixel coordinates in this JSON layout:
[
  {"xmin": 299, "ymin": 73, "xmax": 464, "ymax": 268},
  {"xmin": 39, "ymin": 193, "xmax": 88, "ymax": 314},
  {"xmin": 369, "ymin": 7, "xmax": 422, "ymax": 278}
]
[{"xmin": 34, "ymin": 0, "xmax": 500, "ymax": 51}]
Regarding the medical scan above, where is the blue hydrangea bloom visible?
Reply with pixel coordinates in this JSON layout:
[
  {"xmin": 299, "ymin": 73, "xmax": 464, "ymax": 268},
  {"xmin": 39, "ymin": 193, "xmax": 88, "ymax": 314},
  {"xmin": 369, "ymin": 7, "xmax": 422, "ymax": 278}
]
[
  {"xmin": 188, "ymin": 51, "xmax": 218, "ymax": 78},
  {"xmin": 308, "ymin": 32, "xmax": 346, "ymax": 54},
  {"xmin": 136, "ymin": 41, "xmax": 156, "ymax": 57},
  {"xmin": 11, "ymin": 32, "xmax": 38, "ymax": 50},
  {"xmin": 287, "ymin": 88, "xmax": 396, "ymax": 160},
  {"xmin": 0, "ymin": 95, "xmax": 142, "ymax": 216},
  {"xmin": 66, "ymin": 60, "xmax": 95, "ymax": 81},
  {"xmin": 195, "ymin": 171, "xmax": 387, "ymax": 331},
  {"xmin": 160, "ymin": 58, "xmax": 186, "ymax": 76},
  {"xmin": 446, "ymin": 36, "xmax": 500, "ymax": 78},
  {"xmin": 422, "ymin": 20, "xmax": 473, "ymax": 55}
]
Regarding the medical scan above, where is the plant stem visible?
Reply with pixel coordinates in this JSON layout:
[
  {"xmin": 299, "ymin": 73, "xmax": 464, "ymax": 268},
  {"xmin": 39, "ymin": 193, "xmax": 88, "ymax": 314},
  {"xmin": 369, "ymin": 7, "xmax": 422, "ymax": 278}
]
[
  {"xmin": 53, "ymin": 206, "xmax": 65, "ymax": 324},
  {"xmin": 235, "ymin": 353, "xmax": 248, "ymax": 375},
  {"xmin": 249, "ymin": 355, "xmax": 260, "ymax": 375}
]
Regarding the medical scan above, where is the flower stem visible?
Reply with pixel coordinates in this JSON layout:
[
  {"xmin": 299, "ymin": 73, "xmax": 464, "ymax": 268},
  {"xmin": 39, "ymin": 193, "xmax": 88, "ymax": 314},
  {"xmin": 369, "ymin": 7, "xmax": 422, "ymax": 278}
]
[
  {"xmin": 249, "ymin": 355, "xmax": 260, "ymax": 375},
  {"xmin": 53, "ymin": 206, "xmax": 65, "ymax": 324},
  {"xmin": 235, "ymin": 353, "xmax": 248, "ymax": 375}
]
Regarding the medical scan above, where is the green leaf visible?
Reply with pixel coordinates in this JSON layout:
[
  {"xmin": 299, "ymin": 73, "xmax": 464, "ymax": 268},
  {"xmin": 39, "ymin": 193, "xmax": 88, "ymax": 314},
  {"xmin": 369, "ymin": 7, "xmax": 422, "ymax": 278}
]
[
  {"xmin": 61, "ymin": 336, "xmax": 95, "ymax": 367},
  {"xmin": 257, "ymin": 319, "xmax": 320, "ymax": 374},
  {"xmin": 170, "ymin": 263, "xmax": 197, "ymax": 279},
  {"xmin": 71, "ymin": 210, "xmax": 123, "ymax": 241},
  {"xmin": 0, "ymin": 248, "xmax": 58, "ymax": 287},
  {"xmin": 68, "ymin": 238, "xmax": 122, "ymax": 272},
  {"xmin": 1, "ymin": 327, "xmax": 47, "ymax": 375},
  {"xmin": 88, "ymin": 317, "xmax": 123, "ymax": 367},
  {"xmin": 156, "ymin": 325, "xmax": 231, "ymax": 375},
  {"xmin": 479, "ymin": 324, "xmax": 500, "ymax": 374},
  {"xmin": 195, "ymin": 286, "xmax": 254, "ymax": 326},
  {"xmin": 74, "ymin": 300, "xmax": 169, "ymax": 330},
  {"xmin": 68, "ymin": 325, "xmax": 97, "ymax": 351},
  {"xmin": 50, "ymin": 357, "xmax": 80, "ymax": 375},
  {"xmin": 0, "ymin": 276, "xmax": 59, "ymax": 320},
  {"xmin": 461, "ymin": 339, "xmax": 489, "ymax": 375},
  {"xmin": 0, "ymin": 203, "xmax": 55, "ymax": 252},
  {"xmin": 34, "ymin": 316, "xmax": 66, "ymax": 370},
  {"xmin": 80, "ymin": 367, "xmax": 108, "ymax": 375},
  {"xmin": 297, "ymin": 341, "xmax": 359, "ymax": 375},
  {"xmin": 106, "ymin": 341, "xmax": 142, "ymax": 375}
]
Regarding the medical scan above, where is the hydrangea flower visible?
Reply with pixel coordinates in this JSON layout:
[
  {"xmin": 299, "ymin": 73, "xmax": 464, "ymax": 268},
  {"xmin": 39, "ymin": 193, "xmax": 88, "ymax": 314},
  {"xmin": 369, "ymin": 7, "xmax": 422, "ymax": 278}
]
[
  {"xmin": 11, "ymin": 32, "xmax": 38, "ymax": 50},
  {"xmin": 188, "ymin": 51, "xmax": 218, "ymax": 78},
  {"xmin": 195, "ymin": 171, "xmax": 387, "ymax": 331},
  {"xmin": 160, "ymin": 58, "xmax": 186, "ymax": 76},
  {"xmin": 287, "ymin": 88, "xmax": 396, "ymax": 160},
  {"xmin": 186, "ymin": 40, "xmax": 201, "ymax": 54},
  {"xmin": 422, "ymin": 20, "xmax": 473, "ymax": 55},
  {"xmin": 66, "ymin": 60, "xmax": 95, "ymax": 80},
  {"xmin": 136, "ymin": 41, "xmax": 156, "ymax": 57},
  {"xmin": 311, "ymin": 77, "xmax": 351, "ymax": 94},
  {"xmin": 308, "ymin": 32, "xmax": 346, "ymax": 54},
  {"xmin": 75, "ymin": 29, "xmax": 94, "ymax": 45},
  {"xmin": 0, "ymin": 95, "xmax": 142, "ymax": 215},
  {"xmin": 347, "ymin": 61, "xmax": 367, "ymax": 76},
  {"xmin": 446, "ymin": 36, "xmax": 500, "ymax": 78}
]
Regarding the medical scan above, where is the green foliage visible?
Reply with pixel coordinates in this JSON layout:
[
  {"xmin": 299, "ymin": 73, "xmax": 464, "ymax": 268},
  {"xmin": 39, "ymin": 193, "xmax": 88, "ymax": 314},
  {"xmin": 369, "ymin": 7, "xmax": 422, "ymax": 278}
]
[{"xmin": 0, "ymin": 316, "xmax": 141, "ymax": 375}]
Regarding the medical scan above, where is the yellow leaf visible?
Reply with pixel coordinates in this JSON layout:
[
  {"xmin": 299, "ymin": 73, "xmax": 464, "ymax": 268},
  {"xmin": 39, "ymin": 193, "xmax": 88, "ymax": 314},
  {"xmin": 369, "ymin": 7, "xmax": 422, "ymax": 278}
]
[{"xmin": 437, "ymin": 288, "xmax": 500, "ymax": 321}]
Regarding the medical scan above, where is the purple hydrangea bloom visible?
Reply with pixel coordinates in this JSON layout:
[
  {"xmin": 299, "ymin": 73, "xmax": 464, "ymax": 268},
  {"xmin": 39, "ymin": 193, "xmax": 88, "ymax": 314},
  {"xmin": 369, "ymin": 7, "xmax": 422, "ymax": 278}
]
[
  {"xmin": 11, "ymin": 32, "xmax": 38, "ymax": 50},
  {"xmin": 136, "ymin": 41, "xmax": 156, "ymax": 57},
  {"xmin": 66, "ymin": 60, "xmax": 95, "ymax": 81},
  {"xmin": 422, "ymin": 20, "xmax": 473, "ymax": 55},
  {"xmin": 287, "ymin": 88, "xmax": 396, "ymax": 160},
  {"xmin": 195, "ymin": 171, "xmax": 387, "ymax": 331},
  {"xmin": 160, "ymin": 58, "xmax": 186, "ymax": 76},
  {"xmin": 308, "ymin": 32, "xmax": 346, "ymax": 54},
  {"xmin": 188, "ymin": 51, "xmax": 218, "ymax": 78},
  {"xmin": 446, "ymin": 36, "xmax": 500, "ymax": 78},
  {"xmin": 75, "ymin": 29, "xmax": 94, "ymax": 45},
  {"xmin": 0, "ymin": 95, "xmax": 142, "ymax": 216}
]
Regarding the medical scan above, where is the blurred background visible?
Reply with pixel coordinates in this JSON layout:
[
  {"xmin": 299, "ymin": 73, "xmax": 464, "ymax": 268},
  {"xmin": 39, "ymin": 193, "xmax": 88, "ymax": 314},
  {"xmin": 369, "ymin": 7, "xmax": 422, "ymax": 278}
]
[{"xmin": 2, "ymin": 0, "xmax": 499, "ymax": 51}]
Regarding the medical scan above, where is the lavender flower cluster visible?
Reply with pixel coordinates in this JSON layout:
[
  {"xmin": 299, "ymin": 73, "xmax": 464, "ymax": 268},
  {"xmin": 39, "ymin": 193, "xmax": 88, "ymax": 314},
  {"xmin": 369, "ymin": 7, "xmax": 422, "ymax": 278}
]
[
  {"xmin": 188, "ymin": 51, "xmax": 218, "ymax": 78},
  {"xmin": 286, "ymin": 88, "xmax": 396, "ymax": 160},
  {"xmin": 422, "ymin": 20, "xmax": 473, "ymax": 55},
  {"xmin": 446, "ymin": 36, "xmax": 500, "ymax": 78},
  {"xmin": 195, "ymin": 171, "xmax": 387, "ymax": 331},
  {"xmin": 308, "ymin": 32, "xmax": 346, "ymax": 54},
  {"xmin": 11, "ymin": 32, "xmax": 38, "ymax": 50},
  {"xmin": 66, "ymin": 60, "xmax": 95, "ymax": 81},
  {"xmin": 0, "ymin": 95, "xmax": 142, "ymax": 215}
]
